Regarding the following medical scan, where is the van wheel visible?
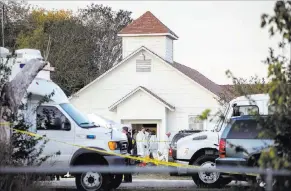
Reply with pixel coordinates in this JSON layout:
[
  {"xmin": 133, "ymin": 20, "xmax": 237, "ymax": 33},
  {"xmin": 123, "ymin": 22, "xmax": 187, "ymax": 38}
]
[
  {"xmin": 75, "ymin": 171, "xmax": 109, "ymax": 191},
  {"xmin": 191, "ymin": 155, "xmax": 227, "ymax": 188},
  {"xmin": 109, "ymin": 174, "xmax": 123, "ymax": 189}
]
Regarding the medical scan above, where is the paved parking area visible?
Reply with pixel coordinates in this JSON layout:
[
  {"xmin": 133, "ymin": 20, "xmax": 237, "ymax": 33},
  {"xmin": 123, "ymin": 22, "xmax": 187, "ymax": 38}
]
[{"xmin": 47, "ymin": 178, "xmax": 248, "ymax": 190}]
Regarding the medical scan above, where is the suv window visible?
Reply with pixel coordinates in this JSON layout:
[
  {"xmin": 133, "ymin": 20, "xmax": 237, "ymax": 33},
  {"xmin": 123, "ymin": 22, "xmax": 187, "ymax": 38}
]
[
  {"xmin": 227, "ymin": 119, "xmax": 270, "ymax": 139},
  {"xmin": 232, "ymin": 105, "xmax": 259, "ymax": 117},
  {"xmin": 37, "ymin": 106, "xmax": 71, "ymax": 131}
]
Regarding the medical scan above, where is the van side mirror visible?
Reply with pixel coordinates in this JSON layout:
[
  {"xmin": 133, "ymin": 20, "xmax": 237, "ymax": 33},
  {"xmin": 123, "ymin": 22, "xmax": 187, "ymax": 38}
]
[
  {"xmin": 53, "ymin": 117, "xmax": 62, "ymax": 130},
  {"xmin": 54, "ymin": 117, "xmax": 71, "ymax": 131},
  {"xmin": 64, "ymin": 119, "xmax": 71, "ymax": 131}
]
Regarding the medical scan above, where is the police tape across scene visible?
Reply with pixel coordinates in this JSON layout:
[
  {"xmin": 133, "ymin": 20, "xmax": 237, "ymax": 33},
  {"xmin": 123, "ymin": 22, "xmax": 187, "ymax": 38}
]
[{"xmin": 0, "ymin": 121, "xmax": 258, "ymax": 176}]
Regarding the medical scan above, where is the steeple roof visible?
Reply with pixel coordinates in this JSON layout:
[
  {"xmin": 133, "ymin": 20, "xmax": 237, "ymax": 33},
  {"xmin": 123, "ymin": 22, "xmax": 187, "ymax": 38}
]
[{"xmin": 118, "ymin": 11, "xmax": 178, "ymax": 40}]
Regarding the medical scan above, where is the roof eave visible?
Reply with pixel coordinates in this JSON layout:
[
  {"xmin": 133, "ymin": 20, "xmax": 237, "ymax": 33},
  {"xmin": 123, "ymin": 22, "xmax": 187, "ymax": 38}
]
[
  {"xmin": 108, "ymin": 86, "xmax": 175, "ymax": 112},
  {"xmin": 118, "ymin": 33, "xmax": 178, "ymax": 40}
]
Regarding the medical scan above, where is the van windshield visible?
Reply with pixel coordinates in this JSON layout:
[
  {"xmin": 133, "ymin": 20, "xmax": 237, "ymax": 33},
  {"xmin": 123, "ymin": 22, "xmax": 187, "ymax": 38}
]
[{"xmin": 60, "ymin": 103, "xmax": 97, "ymax": 128}]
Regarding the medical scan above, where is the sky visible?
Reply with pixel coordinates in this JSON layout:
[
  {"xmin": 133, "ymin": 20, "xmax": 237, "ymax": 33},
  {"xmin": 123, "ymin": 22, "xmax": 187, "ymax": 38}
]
[{"xmin": 27, "ymin": 0, "xmax": 285, "ymax": 85}]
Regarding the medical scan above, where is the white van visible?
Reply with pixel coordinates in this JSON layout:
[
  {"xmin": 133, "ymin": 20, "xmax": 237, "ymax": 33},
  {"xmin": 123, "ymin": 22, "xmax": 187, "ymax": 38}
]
[
  {"xmin": 173, "ymin": 94, "xmax": 270, "ymax": 188},
  {"xmin": 3, "ymin": 48, "xmax": 129, "ymax": 191},
  {"xmin": 87, "ymin": 113, "xmax": 132, "ymax": 133}
]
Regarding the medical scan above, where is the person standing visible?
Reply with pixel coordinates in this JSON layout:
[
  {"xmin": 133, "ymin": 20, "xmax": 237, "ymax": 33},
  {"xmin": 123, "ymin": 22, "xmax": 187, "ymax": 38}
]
[
  {"xmin": 122, "ymin": 126, "xmax": 133, "ymax": 183},
  {"xmin": 131, "ymin": 129, "xmax": 137, "ymax": 155},
  {"xmin": 136, "ymin": 127, "xmax": 148, "ymax": 157},
  {"xmin": 159, "ymin": 132, "xmax": 171, "ymax": 162},
  {"xmin": 149, "ymin": 130, "xmax": 158, "ymax": 159}
]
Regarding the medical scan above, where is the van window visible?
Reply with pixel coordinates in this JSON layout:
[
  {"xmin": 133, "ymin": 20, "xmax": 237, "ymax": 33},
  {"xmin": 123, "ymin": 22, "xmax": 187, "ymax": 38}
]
[
  {"xmin": 232, "ymin": 105, "xmax": 259, "ymax": 117},
  {"xmin": 227, "ymin": 120, "xmax": 272, "ymax": 139},
  {"xmin": 60, "ymin": 103, "xmax": 96, "ymax": 128},
  {"xmin": 36, "ymin": 106, "xmax": 71, "ymax": 131}
]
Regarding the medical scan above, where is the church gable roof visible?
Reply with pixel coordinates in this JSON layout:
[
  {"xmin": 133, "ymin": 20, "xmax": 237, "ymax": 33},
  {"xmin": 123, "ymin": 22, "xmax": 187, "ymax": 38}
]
[
  {"xmin": 118, "ymin": 11, "xmax": 178, "ymax": 39},
  {"xmin": 108, "ymin": 86, "xmax": 175, "ymax": 111},
  {"xmin": 70, "ymin": 46, "xmax": 223, "ymax": 99}
]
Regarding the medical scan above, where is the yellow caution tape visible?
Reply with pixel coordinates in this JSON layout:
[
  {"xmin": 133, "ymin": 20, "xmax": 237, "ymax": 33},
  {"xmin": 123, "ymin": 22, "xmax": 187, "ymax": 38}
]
[
  {"xmin": 0, "ymin": 121, "xmax": 257, "ymax": 176},
  {"xmin": 1, "ymin": 122, "xmax": 169, "ymax": 142},
  {"xmin": 135, "ymin": 140, "xmax": 171, "ymax": 142}
]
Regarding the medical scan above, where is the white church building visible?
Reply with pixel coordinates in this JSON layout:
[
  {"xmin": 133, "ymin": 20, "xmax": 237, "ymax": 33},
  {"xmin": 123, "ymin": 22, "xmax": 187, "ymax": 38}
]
[{"xmin": 70, "ymin": 11, "xmax": 223, "ymax": 142}]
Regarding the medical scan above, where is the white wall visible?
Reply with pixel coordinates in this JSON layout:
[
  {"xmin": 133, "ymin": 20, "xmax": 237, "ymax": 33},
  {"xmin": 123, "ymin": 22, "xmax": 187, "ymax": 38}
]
[
  {"xmin": 116, "ymin": 90, "xmax": 165, "ymax": 120},
  {"xmin": 116, "ymin": 90, "xmax": 167, "ymax": 143},
  {"xmin": 122, "ymin": 36, "xmax": 174, "ymax": 63},
  {"xmin": 70, "ymin": 50, "xmax": 220, "ymax": 136}
]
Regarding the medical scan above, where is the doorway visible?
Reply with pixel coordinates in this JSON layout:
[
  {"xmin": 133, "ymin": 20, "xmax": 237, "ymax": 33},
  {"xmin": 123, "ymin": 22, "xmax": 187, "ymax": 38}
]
[
  {"xmin": 132, "ymin": 123, "xmax": 157, "ymax": 135},
  {"xmin": 121, "ymin": 120, "xmax": 161, "ymax": 142}
]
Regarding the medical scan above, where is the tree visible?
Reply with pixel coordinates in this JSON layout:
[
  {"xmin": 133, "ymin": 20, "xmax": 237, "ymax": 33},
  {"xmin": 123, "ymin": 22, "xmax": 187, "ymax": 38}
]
[
  {"xmin": 11, "ymin": 3, "xmax": 132, "ymax": 96},
  {"xmin": 41, "ymin": 18, "xmax": 95, "ymax": 95},
  {"xmin": 256, "ymin": 1, "xmax": 291, "ymax": 189},
  {"xmin": 0, "ymin": 1, "xmax": 31, "ymax": 49},
  {"xmin": 0, "ymin": 47, "xmax": 53, "ymax": 190},
  {"xmin": 218, "ymin": 71, "xmax": 268, "ymax": 104},
  {"xmin": 210, "ymin": 1, "xmax": 291, "ymax": 189},
  {"xmin": 78, "ymin": 4, "xmax": 132, "ymax": 74},
  {"xmin": 50, "ymin": 4, "xmax": 132, "ymax": 95},
  {"xmin": 16, "ymin": 8, "xmax": 73, "ymax": 55},
  {"xmin": 197, "ymin": 74, "xmax": 268, "ymax": 124},
  {"xmin": 0, "ymin": 53, "xmax": 46, "ymax": 139}
]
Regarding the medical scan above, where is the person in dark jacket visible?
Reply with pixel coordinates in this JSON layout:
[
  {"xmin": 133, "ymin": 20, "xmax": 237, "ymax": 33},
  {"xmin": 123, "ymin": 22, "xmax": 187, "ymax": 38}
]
[
  {"xmin": 131, "ymin": 129, "xmax": 137, "ymax": 155},
  {"xmin": 122, "ymin": 126, "xmax": 133, "ymax": 183}
]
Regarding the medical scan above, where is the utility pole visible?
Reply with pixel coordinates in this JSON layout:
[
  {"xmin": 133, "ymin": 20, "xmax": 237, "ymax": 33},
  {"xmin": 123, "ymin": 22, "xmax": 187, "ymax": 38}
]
[{"xmin": 1, "ymin": 3, "xmax": 4, "ymax": 47}]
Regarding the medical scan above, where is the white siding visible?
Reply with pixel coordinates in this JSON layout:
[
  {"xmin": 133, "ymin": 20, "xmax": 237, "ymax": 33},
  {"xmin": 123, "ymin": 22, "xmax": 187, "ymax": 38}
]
[
  {"xmin": 116, "ymin": 90, "xmax": 165, "ymax": 120},
  {"xmin": 122, "ymin": 36, "xmax": 174, "ymax": 63},
  {"xmin": 70, "ymin": 50, "xmax": 220, "ymax": 136},
  {"xmin": 116, "ymin": 90, "xmax": 166, "ymax": 143}
]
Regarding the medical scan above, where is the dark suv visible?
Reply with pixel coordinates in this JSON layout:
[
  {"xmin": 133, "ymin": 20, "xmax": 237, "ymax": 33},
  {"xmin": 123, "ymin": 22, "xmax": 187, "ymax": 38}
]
[{"xmin": 215, "ymin": 116, "xmax": 274, "ymax": 181}]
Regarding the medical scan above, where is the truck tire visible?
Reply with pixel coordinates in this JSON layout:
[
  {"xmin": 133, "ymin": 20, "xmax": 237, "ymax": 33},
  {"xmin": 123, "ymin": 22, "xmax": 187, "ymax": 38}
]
[
  {"xmin": 74, "ymin": 162, "xmax": 110, "ymax": 191},
  {"xmin": 75, "ymin": 172, "xmax": 109, "ymax": 191},
  {"xmin": 109, "ymin": 174, "xmax": 123, "ymax": 189},
  {"xmin": 191, "ymin": 155, "xmax": 229, "ymax": 188}
]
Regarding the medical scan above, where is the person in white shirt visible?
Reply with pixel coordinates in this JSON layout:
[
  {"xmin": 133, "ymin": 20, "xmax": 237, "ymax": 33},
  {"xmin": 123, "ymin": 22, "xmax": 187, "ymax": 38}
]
[
  {"xmin": 149, "ymin": 131, "xmax": 158, "ymax": 159},
  {"xmin": 158, "ymin": 132, "xmax": 171, "ymax": 162},
  {"xmin": 136, "ymin": 127, "xmax": 148, "ymax": 157}
]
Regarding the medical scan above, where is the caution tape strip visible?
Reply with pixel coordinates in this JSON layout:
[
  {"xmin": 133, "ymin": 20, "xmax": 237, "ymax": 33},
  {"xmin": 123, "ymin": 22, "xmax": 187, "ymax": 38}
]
[{"xmin": 0, "ymin": 122, "xmax": 257, "ymax": 176}]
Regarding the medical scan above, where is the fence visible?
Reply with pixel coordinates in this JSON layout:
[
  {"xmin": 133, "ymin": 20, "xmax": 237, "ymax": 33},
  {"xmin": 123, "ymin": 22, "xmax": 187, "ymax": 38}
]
[{"xmin": 1, "ymin": 165, "xmax": 290, "ymax": 191}]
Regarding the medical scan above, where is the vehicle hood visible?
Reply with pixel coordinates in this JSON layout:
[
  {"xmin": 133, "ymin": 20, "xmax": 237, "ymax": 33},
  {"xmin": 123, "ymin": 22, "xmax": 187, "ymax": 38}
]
[
  {"xmin": 177, "ymin": 130, "xmax": 219, "ymax": 146},
  {"xmin": 85, "ymin": 126, "xmax": 127, "ymax": 142}
]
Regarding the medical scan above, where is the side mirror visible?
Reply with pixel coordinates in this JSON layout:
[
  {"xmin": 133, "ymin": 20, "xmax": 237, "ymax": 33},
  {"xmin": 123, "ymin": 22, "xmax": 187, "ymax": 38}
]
[
  {"xmin": 53, "ymin": 117, "xmax": 62, "ymax": 130},
  {"xmin": 64, "ymin": 120, "xmax": 71, "ymax": 131}
]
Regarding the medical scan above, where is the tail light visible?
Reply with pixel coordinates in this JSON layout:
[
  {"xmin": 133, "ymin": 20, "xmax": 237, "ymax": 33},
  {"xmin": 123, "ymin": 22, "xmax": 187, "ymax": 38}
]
[
  {"xmin": 169, "ymin": 148, "xmax": 172, "ymax": 157},
  {"xmin": 219, "ymin": 139, "xmax": 226, "ymax": 158}
]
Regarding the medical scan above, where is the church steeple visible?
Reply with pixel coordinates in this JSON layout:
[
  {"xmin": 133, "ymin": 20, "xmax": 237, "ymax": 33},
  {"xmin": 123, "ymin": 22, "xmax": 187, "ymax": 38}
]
[{"xmin": 118, "ymin": 11, "xmax": 178, "ymax": 63}]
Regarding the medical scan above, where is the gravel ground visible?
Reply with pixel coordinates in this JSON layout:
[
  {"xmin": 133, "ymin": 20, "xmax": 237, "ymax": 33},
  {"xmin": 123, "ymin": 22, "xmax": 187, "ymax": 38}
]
[
  {"xmin": 45, "ymin": 176, "xmax": 249, "ymax": 191},
  {"xmin": 132, "ymin": 173, "xmax": 191, "ymax": 180}
]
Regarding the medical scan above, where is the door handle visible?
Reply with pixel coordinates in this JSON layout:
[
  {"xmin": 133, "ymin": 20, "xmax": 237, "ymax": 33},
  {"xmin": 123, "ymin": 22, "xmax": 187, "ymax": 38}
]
[{"xmin": 43, "ymin": 135, "xmax": 47, "ymax": 137}]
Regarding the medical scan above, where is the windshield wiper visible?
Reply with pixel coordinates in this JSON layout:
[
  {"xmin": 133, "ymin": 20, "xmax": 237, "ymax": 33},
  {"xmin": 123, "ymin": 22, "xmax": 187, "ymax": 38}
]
[
  {"xmin": 80, "ymin": 122, "xmax": 91, "ymax": 125},
  {"xmin": 80, "ymin": 122, "xmax": 99, "ymax": 128}
]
